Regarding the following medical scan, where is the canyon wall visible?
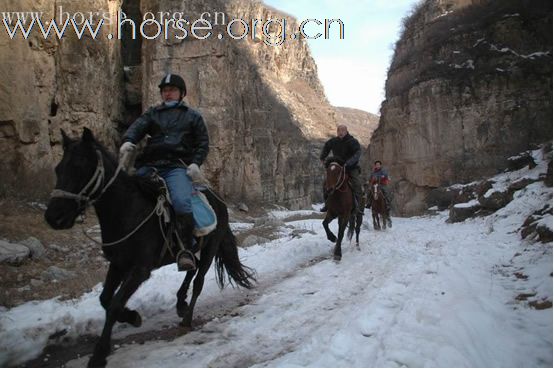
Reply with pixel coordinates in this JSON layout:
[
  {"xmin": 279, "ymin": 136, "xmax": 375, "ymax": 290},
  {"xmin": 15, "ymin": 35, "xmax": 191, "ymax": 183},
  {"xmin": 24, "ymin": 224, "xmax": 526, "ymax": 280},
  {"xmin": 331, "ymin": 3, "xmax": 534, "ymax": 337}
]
[
  {"xmin": 369, "ymin": 0, "xmax": 552, "ymax": 215},
  {"xmin": 0, "ymin": 0, "xmax": 340, "ymax": 209},
  {"xmin": 0, "ymin": 0, "xmax": 123, "ymax": 198}
]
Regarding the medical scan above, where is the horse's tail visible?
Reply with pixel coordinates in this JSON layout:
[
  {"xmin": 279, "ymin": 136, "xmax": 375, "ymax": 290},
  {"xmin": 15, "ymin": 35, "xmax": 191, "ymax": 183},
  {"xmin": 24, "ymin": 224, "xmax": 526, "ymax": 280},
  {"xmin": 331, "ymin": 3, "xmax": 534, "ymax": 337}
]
[
  {"xmin": 215, "ymin": 227, "xmax": 256, "ymax": 289},
  {"xmin": 347, "ymin": 213, "xmax": 355, "ymax": 241}
]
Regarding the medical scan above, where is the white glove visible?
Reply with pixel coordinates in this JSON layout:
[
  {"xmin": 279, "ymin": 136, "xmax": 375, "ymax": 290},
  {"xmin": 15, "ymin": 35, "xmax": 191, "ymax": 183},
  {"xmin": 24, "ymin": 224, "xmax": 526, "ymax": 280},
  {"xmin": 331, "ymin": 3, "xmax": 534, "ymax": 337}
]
[
  {"xmin": 119, "ymin": 142, "xmax": 136, "ymax": 155},
  {"xmin": 187, "ymin": 163, "xmax": 202, "ymax": 182},
  {"xmin": 118, "ymin": 142, "xmax": 136, "ymax": 172}
]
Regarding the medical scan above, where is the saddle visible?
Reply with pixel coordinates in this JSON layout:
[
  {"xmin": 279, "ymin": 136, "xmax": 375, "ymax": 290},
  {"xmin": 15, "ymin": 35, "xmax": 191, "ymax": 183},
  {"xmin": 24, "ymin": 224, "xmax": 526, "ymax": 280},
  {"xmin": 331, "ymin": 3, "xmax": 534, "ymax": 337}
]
[{"xmin": 134, "ymin": 171, "xmax": 217, "ymax": 238}]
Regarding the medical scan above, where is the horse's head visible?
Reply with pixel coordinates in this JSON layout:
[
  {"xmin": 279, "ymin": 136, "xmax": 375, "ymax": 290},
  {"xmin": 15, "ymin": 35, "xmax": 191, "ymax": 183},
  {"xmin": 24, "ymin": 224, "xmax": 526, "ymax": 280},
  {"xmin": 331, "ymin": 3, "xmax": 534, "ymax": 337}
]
[
  {"xmin": 45, "ymin": 128, "xmax": 101, "ymax": 229},
  {"xmin": 372, "ymin": 183, "xmax": 380, "ymax": 200},
  {"xmin": 325, "ymin": 159, "xmax": 346, "ymax": 194}
]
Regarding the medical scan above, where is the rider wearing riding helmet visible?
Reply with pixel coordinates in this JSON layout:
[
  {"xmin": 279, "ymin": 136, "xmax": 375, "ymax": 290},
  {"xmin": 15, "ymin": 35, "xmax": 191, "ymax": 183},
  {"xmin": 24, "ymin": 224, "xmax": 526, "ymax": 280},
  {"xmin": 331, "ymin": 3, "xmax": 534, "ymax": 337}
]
[
  {"xmin": 119, "ymin": 73, "xmax": 209, "ymax": 272},
  {"xmin": 319, "ymin": 125, "xmax": 363, "ymax": 214}
]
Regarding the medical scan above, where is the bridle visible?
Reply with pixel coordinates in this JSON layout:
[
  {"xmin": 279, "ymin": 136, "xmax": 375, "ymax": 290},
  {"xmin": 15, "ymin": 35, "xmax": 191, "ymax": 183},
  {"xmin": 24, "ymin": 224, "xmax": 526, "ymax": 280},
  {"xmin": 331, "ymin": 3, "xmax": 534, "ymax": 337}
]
[
  {"xmin": 326, "ymin": 162, "xmax": 347, "ymax": 196},
  {"xmin": 48, "ymin": 148, "xmax": 161, "ymax": 248},
  {"xmin": 50, "ymin": 149, "xmax": 123, "ymax": 211},
  {"xmin": 373, "ymin": 183, "xmax": 380, "ymax": 200}
]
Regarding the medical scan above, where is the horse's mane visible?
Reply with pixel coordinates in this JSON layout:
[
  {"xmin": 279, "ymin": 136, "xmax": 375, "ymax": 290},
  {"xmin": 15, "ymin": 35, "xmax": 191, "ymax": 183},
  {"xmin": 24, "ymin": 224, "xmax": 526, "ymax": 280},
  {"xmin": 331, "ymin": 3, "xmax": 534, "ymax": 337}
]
[{"xmin": 325, "ymin": 156, "xmax": 345, "ymax": 168}]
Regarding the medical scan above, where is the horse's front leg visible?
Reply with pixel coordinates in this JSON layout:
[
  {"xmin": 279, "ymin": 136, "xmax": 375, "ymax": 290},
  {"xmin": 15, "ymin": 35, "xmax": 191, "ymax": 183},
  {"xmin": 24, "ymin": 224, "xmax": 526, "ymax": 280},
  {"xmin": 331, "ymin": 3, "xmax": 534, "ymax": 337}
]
[
  {"xmin": 372, "ymin": 211, "xmax": 380, "ymax": 230},
  {"xmin": 323, "ymin": 213, "xmax": 337, "ymax": 242},
  {"xmin": 176, "ymin": 270, "xmax": 196, "ymax": 318},
  {"xmin": 334, "ymin": 216, "xmax": 348, "ymax": 261},
  {"xmin": 355, "ymin": 213, "xmax": 362, "ymax": 249},
  {"xmin": 99, "ymin": 264, "xmax": 122, "ymax": 311},
  {"xmin": 99, "ymin": 264, "xmax": 142, "ymax": 327},
  {"xmin": 88, "ymin": 267, "xmax": 150, "ymax": 368}
]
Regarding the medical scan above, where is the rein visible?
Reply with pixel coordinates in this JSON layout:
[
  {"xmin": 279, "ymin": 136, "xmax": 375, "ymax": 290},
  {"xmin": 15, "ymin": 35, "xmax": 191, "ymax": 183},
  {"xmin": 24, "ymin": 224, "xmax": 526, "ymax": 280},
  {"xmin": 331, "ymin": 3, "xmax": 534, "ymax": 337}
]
[
  {"xmin": 326, "ymin": 162, "xmax": 348, "ymax": 196},
  {"xmin": 49, "ymin": 149, "xmax": 159, "ymax": 248},
  {"xmin": 50, "ymin": 149, "xmax": 123, "ymax": 208}
]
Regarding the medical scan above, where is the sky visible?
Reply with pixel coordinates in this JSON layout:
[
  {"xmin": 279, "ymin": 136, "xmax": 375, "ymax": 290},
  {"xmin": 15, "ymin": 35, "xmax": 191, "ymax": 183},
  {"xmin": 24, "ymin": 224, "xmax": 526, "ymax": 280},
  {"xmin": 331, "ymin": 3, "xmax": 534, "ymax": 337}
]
[
  {"xmin": 263, "ymin": 0, "xmax": 420, "ymax": 114},
  {"xmin": 1, "ymin": 146, "xmax": 551, "ymax": 367}
]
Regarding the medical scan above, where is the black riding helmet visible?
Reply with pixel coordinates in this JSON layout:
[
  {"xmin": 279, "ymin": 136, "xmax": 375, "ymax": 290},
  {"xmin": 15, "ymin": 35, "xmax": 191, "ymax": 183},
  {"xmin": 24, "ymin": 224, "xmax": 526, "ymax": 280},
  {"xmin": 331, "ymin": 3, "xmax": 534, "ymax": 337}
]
[{"xmin": 158, "ymin": 73, "xmax": 187, "ymax": 97}]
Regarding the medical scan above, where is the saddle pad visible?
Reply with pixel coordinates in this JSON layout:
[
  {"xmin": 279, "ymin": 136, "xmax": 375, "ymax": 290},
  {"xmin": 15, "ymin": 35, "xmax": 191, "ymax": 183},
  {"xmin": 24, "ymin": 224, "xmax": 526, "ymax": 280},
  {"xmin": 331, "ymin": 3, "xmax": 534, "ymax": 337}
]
[{"xmin": 191, "ymin": 189, "xmax": 217, "ymax": 237}]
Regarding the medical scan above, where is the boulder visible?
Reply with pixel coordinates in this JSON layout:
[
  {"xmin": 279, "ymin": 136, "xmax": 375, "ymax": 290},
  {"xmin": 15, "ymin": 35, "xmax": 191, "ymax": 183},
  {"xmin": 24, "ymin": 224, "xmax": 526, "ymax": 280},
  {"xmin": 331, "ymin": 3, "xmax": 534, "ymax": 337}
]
[
  {"xmin": 0, "ymin": 240, "xmax": 30, "ymax": 265},
  {"xmin": 507, "ymin": 152, "xmax": 537, "ymax": 171},
  {"xmin": 20, "ymin": 237, "xmax": 46, "ymax": 259},
  {"xmin": 448, "ymin": 200, "xmax": 481, "ymax": 223},
  {"xmin": 41, "ymin": 266, "xmax": 77, "ymax": 281},
  {"xmin": 49, "ymin": 244, "xmax": 70, "ymax": 253},
  {"xmin": 426, "ymin": 187, "xmax": 458, "ymax": 210},
  {"xmin": 478, "ymin": 189, "xmax": 513, "ymax": 210},
  {"xmin": 475, "ymin": 180, "xmax": 493, "ymax": 197},
  {"xmin": 508, "ymin": 178, "xmax": 538, "ymax": 192},
  {"xmin": 238, "ymin": 203, "xmax": 249, "ymax": 213}
]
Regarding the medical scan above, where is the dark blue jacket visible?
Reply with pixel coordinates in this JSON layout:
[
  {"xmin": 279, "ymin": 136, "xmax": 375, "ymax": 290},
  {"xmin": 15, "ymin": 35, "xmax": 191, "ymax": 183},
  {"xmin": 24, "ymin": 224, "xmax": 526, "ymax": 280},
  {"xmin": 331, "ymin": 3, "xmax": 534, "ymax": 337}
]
[{"xmin": 123, "ymin": 101, "xmax": 209, "ymax": 167}]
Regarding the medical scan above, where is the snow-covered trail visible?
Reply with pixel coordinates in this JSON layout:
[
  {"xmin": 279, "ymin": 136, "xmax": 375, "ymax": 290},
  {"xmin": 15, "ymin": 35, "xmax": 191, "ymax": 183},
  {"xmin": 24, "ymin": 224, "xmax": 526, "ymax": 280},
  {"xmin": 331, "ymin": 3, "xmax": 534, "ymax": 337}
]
[
  {"xmin": 94, "ymin": 212, "xmax": 550, "ymax": 368},
  {"xmin": 1, "ymin": 189, "xmax": 552, "ymax": 367}
]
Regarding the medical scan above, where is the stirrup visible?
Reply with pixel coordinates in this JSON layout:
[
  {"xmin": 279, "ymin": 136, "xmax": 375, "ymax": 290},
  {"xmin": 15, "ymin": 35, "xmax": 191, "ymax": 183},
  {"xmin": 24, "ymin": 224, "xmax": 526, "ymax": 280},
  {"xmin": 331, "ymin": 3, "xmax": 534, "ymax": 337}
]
[{"xmin": 176, "ymin": 249, "xmax": 197, "ymax": 272}]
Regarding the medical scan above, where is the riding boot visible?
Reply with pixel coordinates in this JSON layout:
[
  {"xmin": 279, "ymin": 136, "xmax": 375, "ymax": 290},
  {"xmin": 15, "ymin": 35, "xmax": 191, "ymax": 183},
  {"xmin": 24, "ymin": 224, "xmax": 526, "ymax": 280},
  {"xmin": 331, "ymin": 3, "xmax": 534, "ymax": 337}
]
[{"xmin": 176, "ymin": 213, "xmax": 197, "ymax": 272}]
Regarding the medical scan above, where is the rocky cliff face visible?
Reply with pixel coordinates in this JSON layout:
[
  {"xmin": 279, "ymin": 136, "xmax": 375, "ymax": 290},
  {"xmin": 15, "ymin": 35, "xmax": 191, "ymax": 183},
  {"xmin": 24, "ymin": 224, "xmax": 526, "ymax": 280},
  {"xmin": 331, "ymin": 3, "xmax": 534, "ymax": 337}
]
[
  {"xmin": 134, "ymin": 0, "xmax": 337, "ymax": 208},
  {"xmin": 369, "ymin": 0, "xmax": 552, "ymax": 216},
  {"xmin": 0, "ymin": 0, "xmax": 337, "ymax": 209},
  {"xmin": 0, "ymin": 0, "xmax": 124, "ymax": 198}
]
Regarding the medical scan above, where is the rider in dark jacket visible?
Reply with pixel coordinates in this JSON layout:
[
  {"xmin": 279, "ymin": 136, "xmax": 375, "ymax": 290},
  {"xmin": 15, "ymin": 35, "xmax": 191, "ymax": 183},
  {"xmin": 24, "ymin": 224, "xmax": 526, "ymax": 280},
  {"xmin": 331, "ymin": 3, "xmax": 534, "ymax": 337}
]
[
  {"xmin": 123, "ymin": 104, "xmax": 209, "ymax": 168},
  {"xmin": 120, "ymin": 74, "xmax": 209, "ymax": 272},
  {"xmin": 319, "ymin": 125, "xmax": 363, "ymax": 213}
]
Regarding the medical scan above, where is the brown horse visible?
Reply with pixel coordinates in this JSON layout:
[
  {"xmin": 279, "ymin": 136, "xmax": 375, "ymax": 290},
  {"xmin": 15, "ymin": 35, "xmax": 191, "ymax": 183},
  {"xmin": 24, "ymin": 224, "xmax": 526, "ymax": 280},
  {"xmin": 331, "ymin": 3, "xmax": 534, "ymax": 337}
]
[
  {"xmin": 322, "ymin": 159, "xmax": 360, "ymax": 260},
  {"xmin": 370, "ymin": 182, "xmax": 388, "ymax": 230}
]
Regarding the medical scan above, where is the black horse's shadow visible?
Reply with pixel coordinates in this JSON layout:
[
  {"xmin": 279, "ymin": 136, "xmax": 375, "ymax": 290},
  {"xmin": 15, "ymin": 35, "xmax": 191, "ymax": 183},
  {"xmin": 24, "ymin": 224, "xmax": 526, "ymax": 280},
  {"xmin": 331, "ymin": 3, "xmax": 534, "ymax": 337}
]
[{"xmin": 44, "ymin": 128, "xmax": 255, "ymax": 367}]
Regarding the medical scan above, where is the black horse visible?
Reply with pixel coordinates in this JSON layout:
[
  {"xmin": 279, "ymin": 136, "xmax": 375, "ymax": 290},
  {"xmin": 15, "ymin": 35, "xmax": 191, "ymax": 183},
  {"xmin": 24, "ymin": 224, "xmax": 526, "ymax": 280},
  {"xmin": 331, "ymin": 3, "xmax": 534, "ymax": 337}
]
[{"xmin": 44, "ymin": 128, "xmax": 255, "ymax": 367}]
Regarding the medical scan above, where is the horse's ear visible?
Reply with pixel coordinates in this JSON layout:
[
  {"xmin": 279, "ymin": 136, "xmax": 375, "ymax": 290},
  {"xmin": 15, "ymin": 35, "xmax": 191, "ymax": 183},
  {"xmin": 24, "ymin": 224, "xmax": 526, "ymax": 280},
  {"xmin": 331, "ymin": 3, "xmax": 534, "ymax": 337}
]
[
  {"xmin": 60, "ymin": 129, "xmax": 71, "ymax": 148},
  {"xmin": 82, "ymin": 127, "xmax": 95, "ymax": 144}
]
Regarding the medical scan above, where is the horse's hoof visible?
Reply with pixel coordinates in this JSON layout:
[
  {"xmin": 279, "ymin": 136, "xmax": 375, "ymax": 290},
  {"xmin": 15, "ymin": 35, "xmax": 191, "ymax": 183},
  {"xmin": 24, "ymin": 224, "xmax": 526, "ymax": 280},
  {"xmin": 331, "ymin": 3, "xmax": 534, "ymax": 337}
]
[
  {"xmin": 327, "ymin": 235, "xmax": 337, "ymax": 243},
  {"xmin": 177, "ymin": 303, "xmax": 189, "ymax": 318},
  {"xmin": 333, "ymin": 254, "xmax": 341, "ymax": 261},
  {"xmin": 179, "ymin": 318, "xmax": 192, "ymax": 330},
  {"xmin": 131, "ymin": 312, "xmax": 142, "ymax": 328},
  {"xmin": 88, "ymin": 356, "xmax": 107, "ymax": 368}
]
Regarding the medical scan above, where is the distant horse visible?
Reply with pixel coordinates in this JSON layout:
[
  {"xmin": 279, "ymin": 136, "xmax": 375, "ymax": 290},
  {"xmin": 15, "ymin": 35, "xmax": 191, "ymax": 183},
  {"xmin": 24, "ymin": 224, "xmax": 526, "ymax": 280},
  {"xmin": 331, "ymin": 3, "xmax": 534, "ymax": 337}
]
[
  {"xmin": 370, "ymin": 183, "xmax": 388, "ymax": 230},
  {"xmin": 44, "ymin": 128, "xmax": 255, "ymax": 367},
  {"xmin": 322, "ymin": 159, "xmax": 363, "ymax": 260}
]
